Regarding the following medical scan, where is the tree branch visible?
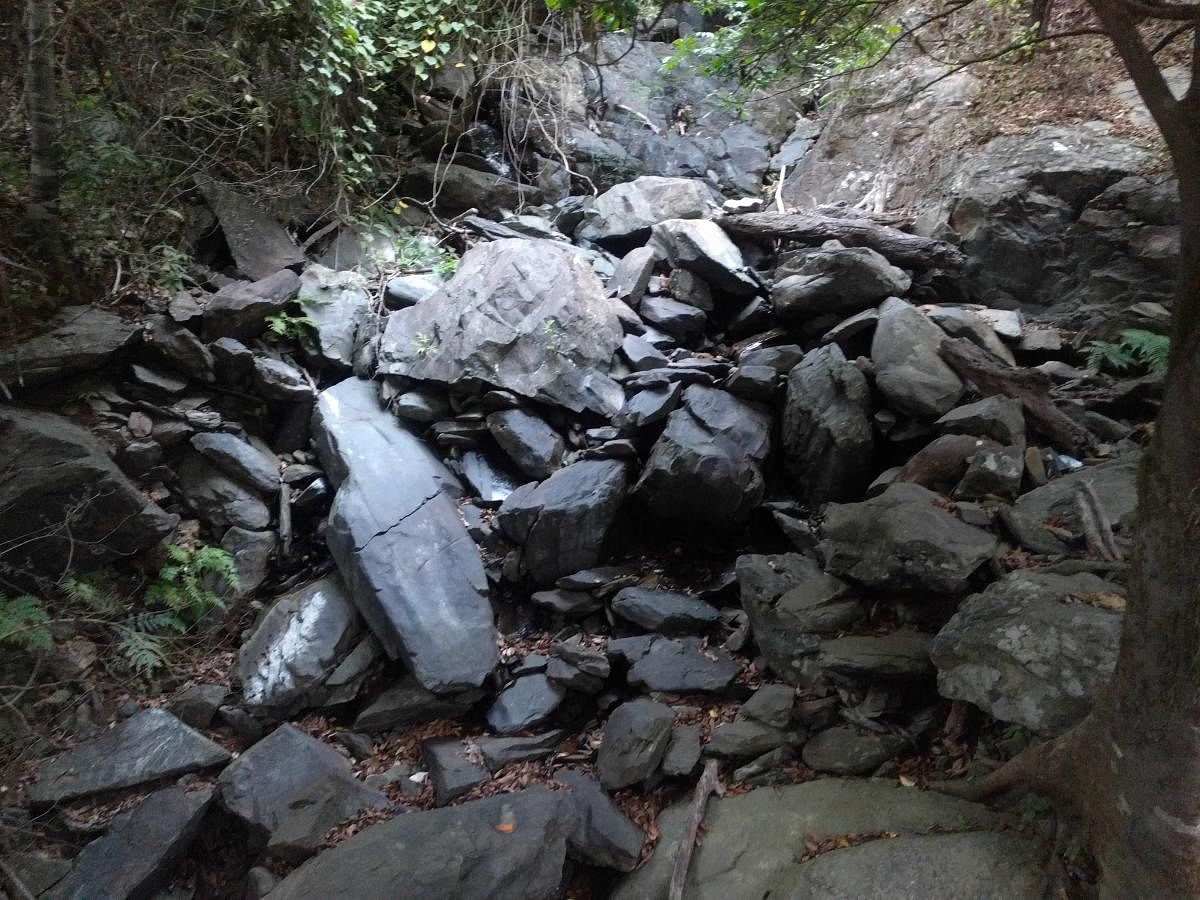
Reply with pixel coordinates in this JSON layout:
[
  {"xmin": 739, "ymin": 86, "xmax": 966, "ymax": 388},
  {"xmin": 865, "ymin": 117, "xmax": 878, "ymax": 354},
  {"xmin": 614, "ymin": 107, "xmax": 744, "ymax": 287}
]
[{"xmin": 1089, "ymin": 0, "xmax": 1182, "ymax": 141}]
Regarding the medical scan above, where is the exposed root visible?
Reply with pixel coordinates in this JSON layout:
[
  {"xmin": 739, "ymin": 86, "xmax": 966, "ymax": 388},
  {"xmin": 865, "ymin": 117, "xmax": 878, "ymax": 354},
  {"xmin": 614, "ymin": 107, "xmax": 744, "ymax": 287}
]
[{"xmin": 932, "ymin": 722, "xmax": 1087, "ymax": 803}]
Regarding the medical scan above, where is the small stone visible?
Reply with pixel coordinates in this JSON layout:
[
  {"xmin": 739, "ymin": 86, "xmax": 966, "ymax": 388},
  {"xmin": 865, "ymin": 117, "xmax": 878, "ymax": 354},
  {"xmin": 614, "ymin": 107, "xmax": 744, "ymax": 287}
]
[
  {"xmin": 597, "ymin": 699, "xmax": 674, "ymax": 790},
  {"xmin": 477, "ymin": 731, "xmax": 567, "ymax": 771},
  {"xmin": 739, "ymin": 684, "xmax": 795, "ymax": 728},
  {"xmin": 485, "ymin": 674, "xmax": 566, "ymax": 734},
  {"xmin": 733, "ymin": 746, "xmax": 795, "ymax": 783},
  {"xmin": 423, "ymin": 739, "xmax": 490, "ymax": 806},
  {"xmin": 661, "ymin": 724, "xmax": 702, "ymax": 777},
  {"xmin": 168, "ymin": 683, "xmax": 228, "ymax": 730}
]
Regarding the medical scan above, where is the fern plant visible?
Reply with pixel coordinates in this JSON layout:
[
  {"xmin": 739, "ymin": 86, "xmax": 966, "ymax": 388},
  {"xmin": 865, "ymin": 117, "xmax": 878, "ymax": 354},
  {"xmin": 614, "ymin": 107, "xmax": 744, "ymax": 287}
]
[
  {"xmin": 1085, "ymin": 329, "xmax": 1171, "ymax": 374},
  {"xmin": 0, "ymin": 594, "xmax": 53, "ymax": 651},
  {"xmin": 145, "ymin": 545, "xmax": 238, "ymax": 628},
  {"xmin": 264, "ymin": 312, "xmax": 317, "ymax": 343}
]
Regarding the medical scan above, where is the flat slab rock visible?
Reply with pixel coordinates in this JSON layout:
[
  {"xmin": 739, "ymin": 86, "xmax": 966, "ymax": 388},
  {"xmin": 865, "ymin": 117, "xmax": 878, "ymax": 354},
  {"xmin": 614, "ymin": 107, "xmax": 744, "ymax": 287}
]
[
  {"xmin": 0, "ymin": 306, "xmax": 141, "ymax": 388},
  {"xmin": 616, "ymin": 635, "xmax": 743, "ymax": 693},
  {"xmin": 264, "ymin": 787, "xmax": 575, "ymax": 900},
  {"xmin": 312, "ymin": 377, "xmax": 496, "ymax": 693},
  {"xmin": 28, "ymin": 709, "xmax": 230, "ymax": 807},
  {"xmin": 612, "ymin": 779, "xmax": 1019, "ymax": 900}
]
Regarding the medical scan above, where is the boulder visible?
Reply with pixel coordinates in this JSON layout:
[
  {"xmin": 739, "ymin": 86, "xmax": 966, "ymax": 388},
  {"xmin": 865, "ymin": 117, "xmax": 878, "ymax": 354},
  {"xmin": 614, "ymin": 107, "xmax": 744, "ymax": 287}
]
[
  {"xmin": 936, "ymin": 396, "xmax": 1026, "ymax": 445},
  {"xmin": 649, "ymin": 218, "xmax": 757, "ymax": 297},
  {"xmin": 634, "ymin": 386, "xmax": 771, "ymax": 529},
  {"xmin": 378, "ymin": 239, "xmax": 625, "ymax": 416},
  {"xmin": 313, "ymin": 377, "xmax": 496, "ymax": 693},
  {"xmin": 384, "ymin": 272, "xmax": 443, "ymax": 308},
  {"xmin": 1015, "ymin": 455, "xmax": 1140, "ymax": 533},
  {"xmin": 0, "ymin": 407, "xmax": 176, "ymax": 579},
  {"xmin": 298, "ymin": 265, "xmax": 373, "ymax": 370},
  {"xmin": 28, "ymin": 709, "xmax": 229, "ymax": 806},
  {"xmin": 167, "ymin": 683, "xmax": 229, "ymax": 729},
  {"xmin": 820, "ymin": 483, "xmax": 997, "ymax": 593},
  {"xmin": 190, "ymin": 432, "xmax": 279, "ymax": 494},
  {"xmin": 614, "ymin": 382, "xmax": 683, "ymax": 428},
  {"xmin": 611, "ymin": 587, "xmax": 720, "ymax": 633},
  {"xmin": 818, "ymin": 632, "xmax": 934, "ymax": 679},
  {"xmin": 239, "ymin": 576, "xmax": 361, "ymax": 715},
  {"xmin": 740, "ymin": 684, "xmax": 796, "ymax": 728},
  {"xmin": 141, "ymin": 314, "xmax": 216, "ymax": 382},
  {"xmin": 610, "ymin": 246, "xmax": 657, "ymax": 304},
  {"xmin": 423, "ymin": 739, "xmax": 490, "ymax": 806},
  {"xmin": 927, "ymin": 306, "xmax": 1016, "ymax": 366},
  {"xmin": 575, "ymin": 176, "xmax": 719, "ymax": 244},
  {"xmin": 354, "ymin": 676, "xmax": 483, "ymax": 732},
  {"xmin": 177, "ymin": 453, "xmax": 271, "ymax": 530},
  {"xmin": 198, "ymin": 179, "xmax": 304, "ymax": 280},
  {"xmin": 404, "ymin": 162, "xmax": 541, "ymax": 214},
  {"xmin": 555, "ymin": 770, "xmax": 645, "ymax": 871},
  {"xmin": 705, "ymin": 720, "xmax": 799, "ymax": 759},
  {"xmin": 871, "ymin": 298, "xmax": 964, "ymax": 418},
  {"xmin": 220, "ymin": 526, "xmax": 276, "ymax": 597},
  {"xmin": 252, "ymin": 356, "xmax": 313, "ymax": 402},
  {"xmin": 662, "ymin": 724, "xmax": 702, "ymax": 776},
  {"xmin": 781, "ymin": 344, "xmax": 874, "ymax": 504},
  {"xmin": 265, "ymin": 788, "xmax": 574, "ymax": 900},
  {"xmin": 774, "ymin": 243, "xmax": 910, "ymax": 320},
  {"xmin": 486, "ymin": 674, "xmax": 566, "ymax": 734},
  {"xmin": 486, "ymin": 409, "xmax": 565, "ymax": 481},
  {"xmin": 497, "ymin": 460, "xmax": 628, "ymax": 584},
  {"xmin": 801, "ymin": 726, "xmax": 907, "ymax": 775},
  {"xmin": 638, "ymin": 296, "xmax": 707, "ymax": 342},
  {"xmin": 930, "ymin": 570, "xmax": 1124, "ymax": 734},
  {"xmin": 201, "ymin": 269, "xmax": 300, "ymax": 341},
  {"xmin": 478, "ymin": 731, "xmax": 568, "ymax": 771},
  {"xmin": 598, "ymin": 699, "xmax": 675, "ymax": 790},
  {"xmin": 0, "ymin": 306, "xmax": 141, "ymax": 388},
  {"xmin": 623, "ymin": 636, "xmax": 742, "ymax": 693}
]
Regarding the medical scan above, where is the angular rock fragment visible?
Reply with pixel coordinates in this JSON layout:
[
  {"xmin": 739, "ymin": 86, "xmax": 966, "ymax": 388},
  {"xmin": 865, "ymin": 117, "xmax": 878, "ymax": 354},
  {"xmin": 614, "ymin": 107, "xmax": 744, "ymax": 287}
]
[{"xmin": 598, "ymin": 699, "xmax": 674, "ymax": 790}]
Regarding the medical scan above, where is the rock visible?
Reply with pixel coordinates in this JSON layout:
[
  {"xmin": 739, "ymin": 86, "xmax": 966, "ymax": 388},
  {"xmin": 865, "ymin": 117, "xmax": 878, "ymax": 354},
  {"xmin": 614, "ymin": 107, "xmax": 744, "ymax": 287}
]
[
  {"xmin": 530, "ymin": 588, "xmax": 603, "ymax": 617},
  {"xmin": 298, "ymin": 265, "xmax": 372, "ymax": 370},
  {"xmin": 820, "ymin": 483, "xmax": 997, "ymax": 593},
  {"xmin": 927, "ymin": 306, "xmax": 1016, "ymax": 366},
  {"xmin": 423, "ymin": 739, "xmax": 490, "ymax": 806},
  {"xmin": 210, "ymin": 336, "xmax": 255, "ymax": 382},
  {"xmin": 239, "ymin": 576, "xmax": 361, "ymax": 715},
  {"xmin": 576, "ymin": 176, "xmax": 719, "ymax": 244},
  {"xmin": 0, "ymin": 306, "xmax": 142, "ymax": 388},
  {"xmin": 598, "ymin": 699, "xmax": 675, "ymax": 790},
  {"xmin": 555, "ymin": 770, "xmax": 644, "ymax": 871},
  {"xmin": 168, "ymin": 683, "xmax": 228, "ymax": 729},
  {"xmin": 705, "ymin": 720, "xmax": 798, "ymax": 759},
  {"xmin": 733, "ymin": 746, "xmax": 794, "ymax": 783},
  {"xmin": 384, "ymin": 272, "xmax": 442, "ymax": 309},
  {"xmin": 497, "ymin": 459, "xmax": 628, "ymax": 584},
  {"xmin": 669, "ymin": 269, "xmax": 714, "ymax": 311},
  {"xmin": 1015, "ymin": 455, "xmax": 1140, "ymax": 533},
  {"xmin": 621, "ymin": 334, "xmax": 670, "ymax": 371},
  {"xmin": 781, "ymin": 344, "xmax": 874, "ymax": 504},
  {"xmin": 202, "ymin": 269, "xmax": 300, "ymax": 341},
  {"xmin": 218, "ymin": 705, "xmax": 263, "ymax": 745},
  {"xmin": 614, "ymin": 382, "xmax": 683, "ymax": 428},
  {"xmin": 625, "ymin": 636, "xmax": 742, "ymax": 693},
  {"xmin": 404, "ymin": 162, "xmax": 540, "ymax": 214},
  {"xmin": 0, "ymin": 407, "xmax": 175, "ymax": 579},
  {"xmin": 46, "ymin": 786, "xmax": 212, "ymax": 900},
  {"xmin": 612, "ymin": 779, "xmax": 1013, "ymax": 900},
  {"xmin": 773, "ymin": 243, "xmax": 910, "ymax": 320},
  {"xmin": 801, "ymin": 726, "xmax": 907, "ymax": 774},
  {"xmin": 379, "ymin": 239, "xmax": 625, "ymax": 416},
  {"xmin": 354, "ymin": 676, "xmax": 483, "ymax": 732},
  {"xmin": 2, "ymin": 853, "xmax": 70, "ymax": 897},
  {"xmin": 265, "ymin": 788, "xmax": 574, "ymax": 900},
  {"xmin": 252, "ymin": 356, "xmax": 313, "ymax": 402},
  {"xmin": 28, "ymin": 709, "xmax": 230, "ymax": 806},
  {"xmin": 740, "ymin": 684, "xmax": 796, "ymax": 728},
  {"xmin": 611, "ymin": 246, "xmax": 657, "ymax": 303},
  {"xmin": 220, "ymin": 526, "xmax": 276, "ymax": 597},
  {"xmin": 724, "ymin": 365, "xmax": 777, "ymax": 402},
  {"xmin": 611, "ymin": 586, "xmax": 719, "ymax": 633},
  {"xmin": 126, "ymin": 362, "xmax": 189, "ymax": 395},
  {"xmin": 638, "ymin": 296, "xmax": 707, "ymax": 342},
  {"xmin": 736, "ymin": 554, "xmax": 860, "ymax": 682},
  {"xmin": 662, "ymin": 724, "xmax": 702, "ymax": 776},
  {"xmin": 313, "ymin": 377, "xmax": 496, "ymax": 693},
  {"xmin": 936, "ymin": 396, "xmax": 1026, "ymax": 444},
  {"xmin": 191, "ymin": 432, "xmax": 279, "ymax": 494},
  {"xmin": 246, "ymin": 867, "xmax": 280, "ymax": 900},
  {"xmin": 930, "ymin": 570, "xmax": 1124, "ymax": 734},
  {"xmin": 895, "ymin": 433, "xmax": 992, "ymax": 494},
  {"xmin": 738, "ymin": 343, "xmax": 806, "ymax": 372},
  {"xmin": 649, "ymin": 218, "xmax": 757, "ymax": 297},
  {"xmin": 217, "ymin": 724, "xmax": 386, "ymax": 848},
  {"xmin": 477, "ymin": 731, "xmax": 567, "ymax": 771},
  {"xmin": 634, "ymin": 386, "xmax": 771, "ymax": 529},
  {"xmin": 458, "ymin": 451, "xmax": 522, "ymax": 505},
  {"xmin": 393, "ymin": 387, "xmax": 451, "ymax": 423},
  {"xmin": 142, "ymin": 315, "xmax": 216, "ymax": 382},
  {"xmin": 818, "ymin": 632, "xmax": 933, "ymax": 679},
  {"xmin": 771, "ymin": 831, "xmax": 1048, "ymax": 898},
  {"xmin": 486, "ymin": 409, "xmax": 565, "ymax": 481},
  {"xmin": 198, "ymin": 179, "xmax": 304, "ymax": 280},
  {"xmin": 871, "ymin": 298, "xmax": 965, "ymax": 418},
  {"xmin": 955, "ymin": 444, "xmax": 1024, "ymax": 500},
  {"xmin": 820, "ymin": 306, "xmax": 880, "ymax": 347},
  {"xmin": 177, "ymin": 453, "xmax": 271, "ymax": 530},
  {"xmin": 486, "ymin": 674, "xmax": 566, "ymax": 734}
]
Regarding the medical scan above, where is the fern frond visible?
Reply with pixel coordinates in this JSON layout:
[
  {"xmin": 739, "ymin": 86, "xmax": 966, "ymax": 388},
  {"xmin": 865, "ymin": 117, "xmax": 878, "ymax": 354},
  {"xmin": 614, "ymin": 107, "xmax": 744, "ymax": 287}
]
[
  {"xmin": 1084, "ymin": 340, "xmax": 1136, "ymax": 373},
  {"xmin": 1118, "ymin": 329, "xmax": 1170, "ymax": 374},
  {"xmin": 116, "ymin": 629, "xmax": 170, "ymax": 676},
  {"xmin": 0, "ymin": 594, "xmax": 53, "ymax": 650}
]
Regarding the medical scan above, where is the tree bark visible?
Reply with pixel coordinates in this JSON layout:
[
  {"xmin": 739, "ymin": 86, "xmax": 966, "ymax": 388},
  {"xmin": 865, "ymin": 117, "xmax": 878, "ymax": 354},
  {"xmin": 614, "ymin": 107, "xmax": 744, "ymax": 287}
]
[{"xmin": 25, "ymin": 0, "xmax": 59, "ymax": 206}]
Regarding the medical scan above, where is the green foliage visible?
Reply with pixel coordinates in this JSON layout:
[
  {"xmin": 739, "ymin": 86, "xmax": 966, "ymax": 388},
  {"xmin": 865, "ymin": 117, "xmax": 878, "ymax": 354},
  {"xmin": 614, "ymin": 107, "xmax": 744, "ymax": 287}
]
[
  {"xmin": 145, "ymin": 544, "xmax": 237, "ymax": 627},
  {"xmin": 1085, "ymin": 329, "xmax": 1171, "ymax": 374},
  {"xmin": 265, "ymin": 311, "xmax": 318, "ymax": 342},
  {"xmin": 394, "ymin": 232, "xmax": 458, "ymax": 274},
  {"xmin": 0, "ymin": 594, "xmax": 53, "ymax": 652}
]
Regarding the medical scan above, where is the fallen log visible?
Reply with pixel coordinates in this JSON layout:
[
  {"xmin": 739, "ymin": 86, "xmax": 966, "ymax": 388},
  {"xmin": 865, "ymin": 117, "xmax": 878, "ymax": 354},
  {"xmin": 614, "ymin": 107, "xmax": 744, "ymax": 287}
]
[
  {"xmin": 718, "ymin": 211, "xmax": 966, "ymax": 270},
  {"xmin": 668, "ymin": 758, "xmax": 724, "ymax": 900},
  {"xmin": 938, "ymin": 337, "xmax": 1089, "ymax": 455}
]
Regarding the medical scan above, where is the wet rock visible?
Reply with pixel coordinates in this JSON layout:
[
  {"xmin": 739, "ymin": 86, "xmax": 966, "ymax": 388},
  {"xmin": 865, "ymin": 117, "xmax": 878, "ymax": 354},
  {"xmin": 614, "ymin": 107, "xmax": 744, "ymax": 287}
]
[
  {"xmin": 818, "ymin": 632, "xmax": 933, "ymax": 679},
  {"xmin": 820, "ymin": 483, "xmax": 997, "ymax": 593},
  {"xmin": 740, "ymin": 684, "xmax": 796, "ymax": 728},
  {"xmin": 47, "ymin": 786, "xmax": 212, "ymax": 900},
  {"xmin": 598, "ymin": 699, "xmax": 674, "ymax": 790},
  {"xmin": 313, "ymin": 377, "xmax": 496, "ymax": 693},
  {"xmin": 477, "ymin": 731, "xmax": 567, "ymax": 771},
  {"xmin": 457, "ymin": 451, "xmax": 522, "ymax": 505},
  {"xmin": 393, "ymin": 388, "xmax": 451, "ymax": 423},
  {"xmin": 871, "ymin": 298, "xmax": 964, "ymax": 418},
  {"xmin": 0, "ymin": 306, "xmax": 141, "ymax": 388},
  {"xmin": 705, "ymin": 720, "xmax": 799, "ymax": 759},
  {"xmin": 611, "ymin": 587, "xmax": 720, "ymax": 633},
  {"xmin": 661, "ymin": 724, "xmax": 702, "ymax": 776},
  {"xmin": 555, "ymin": 770, "xmax": 644, "ymax": 871},
  {"xmin": 168, "ymin": 683, "xmax": 228, "ymax": 729},
  {"xmin": 936, "ymin": 396, "xmax": 1026, "ymax": 445},
  {"xmin": 773, "ymin": 243, "xmax": 910, "ymax": 320},
  {"xmin": 28, "ymin": 709, "xmax": 230, "ymax": 806},
  {"xmin": 379, "ymin": 239, "xmax": 625, "ymax": 416},
  {"xmin": 1015, "ymin": 455, "xmax": 1140, "ymax": 533},
  {"xmin": 266, "ymin": 788, "xmax": 574, "ymax": 900},
  {"xmin": 497, "ymin": 459, "xmax": 628, "ymax": 584},
  {"xmin": 354, "ymin": 676, "xmax": 483, "ymax": 732},
  {"xmin": 625, "ymin": 636, "xmax": 742, "ymax": 693},
  {"xmin": 576, "ymin": 176, "xmax": 719, "ymax": 244},
  {"xmin": 177, "ymin": 453, "xmax": 271, "ymax": 530},
  {"xmin": 801, "ymin": 726, "xmax": 907, "ymax": 774},
  {"xmin": 782, "ymin": 344, "xmax": 874, "ymax": 504},
  {"xmin": 239, "ymin": 576, "xmax": 360, "ymax": 715},
  {"xmin": 486, "ymin": 674, "xmax": 566, "ymax": 734},
  {"xmin": 298, "ymin": 265, "xmax": 372, "ymax": 370},
  {"xmin": 423, "ymin": 739, "xmax": 490, "ymax": 806},
  {"xmin": 201, "ymin": 269, "xmax": 300, "ymax": 341},
  {"xmin": 931, "ymin": 570, "xmax": 1123, "ymax": 734},
  {"xmin": 486, "ymin": 409, "xmax": 565, "ymax": 481},
  {"xmin": 191, "ymin": 432, "xmax": 279, "ymax": 493},
  {"xmin": 0, "ymin": 407, "xmax": 176, "ymax": 578},
  {"xmin": 649, "ymin": 218, "xmax": 757, "ymax": 297}
]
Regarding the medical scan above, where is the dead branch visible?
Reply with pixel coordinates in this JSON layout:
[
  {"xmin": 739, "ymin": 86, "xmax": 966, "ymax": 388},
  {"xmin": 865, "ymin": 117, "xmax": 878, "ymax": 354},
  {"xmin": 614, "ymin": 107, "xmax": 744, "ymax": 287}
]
[
  {"xmin": 669, "ymin": 758, "xmax": 725, "ymax": 900},
  {"xmin": 1077, "ymin": 481, "xmax": 1124, "ymax": 561}
]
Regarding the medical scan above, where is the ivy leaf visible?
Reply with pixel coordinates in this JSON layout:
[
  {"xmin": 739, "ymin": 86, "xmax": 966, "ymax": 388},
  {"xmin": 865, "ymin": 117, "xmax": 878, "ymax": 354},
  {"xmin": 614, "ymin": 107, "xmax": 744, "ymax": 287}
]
[{"xmin": 420, "ymin": 39, "xmax": 438, "ymax": 53}]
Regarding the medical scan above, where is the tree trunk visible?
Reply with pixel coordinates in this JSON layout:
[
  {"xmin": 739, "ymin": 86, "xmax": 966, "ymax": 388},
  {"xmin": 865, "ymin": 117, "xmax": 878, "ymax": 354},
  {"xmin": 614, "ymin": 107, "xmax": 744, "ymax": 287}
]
[{"xmin": 25, "ymin": 0, "xmax": 59, "ymax": 206}]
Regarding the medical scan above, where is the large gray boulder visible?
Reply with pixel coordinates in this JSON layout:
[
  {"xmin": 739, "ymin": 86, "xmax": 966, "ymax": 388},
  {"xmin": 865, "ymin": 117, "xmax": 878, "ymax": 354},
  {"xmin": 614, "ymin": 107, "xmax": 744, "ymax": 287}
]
[
  {"xmin": 201, "ymin": 269, "xmax": 301, "ymax": 341},
  {"xmin": 820, "ymin": 483, "xmax": 997, "ymax": 594},
  {"xmin": 239, "ymin": 576, "xmax": 361, "ymax": 715},
  {"xmin": 265, "ymin": 788, "xmax": 575, "ymax": 900},
  {"xmin": 312, "ymin": 377, "xmax": 497, "ymax": 693},
  {"xmin": 634, "ymin": 386, "xmax": 771, "ymax": 529},
  {"xmin": 931, "ymin": 570, "xmax": 1124, "ymax": 734},
  {"xmin": 782, "ymin": 344, "xmax": 874, "ymax": 504},
  {"xmin": 649, "ymin": 218, "xmax": 757, "ymax": 296},
  {"xmin": 575, "ymin": 176, "xmax": 720, "ymax": 244},
  {"xmin": 0, "ymin": 407, "xmax": 176, "ymax": 580},
  {"xmin": 190, "ymin": 431, "xmax": 279, "ymax": 494},
  {"xmin": 1015, "ymin": 455, "xmax": 1140, "ymax": 533},
  {"xmin": 0, "ymin": 306, "xmax": 141, "ymax": 388},
  {"xmin": 497, "ymin": 460, "xmax": 628, "ymax": 584},
  {"xmin": 198, "ymin": 178, "xmax": 305, "ymax": 280},
  {"xmin": 177, "ymin": 452, "xmax": 272, "ymax": 530},
  {"xmin": 774, "ymin": 243, "xmax": 910, "ymax": 320},
  {"xmin": 298, "ymin": 265, "xmax": 373, "ymax": 370},
  {"xmin": 871, "ymin": 297, "xmax": 964, "ymax": 418},
  {"xmin": 378, "ymin": 239, "xmax": 625, "ymax": 416}
]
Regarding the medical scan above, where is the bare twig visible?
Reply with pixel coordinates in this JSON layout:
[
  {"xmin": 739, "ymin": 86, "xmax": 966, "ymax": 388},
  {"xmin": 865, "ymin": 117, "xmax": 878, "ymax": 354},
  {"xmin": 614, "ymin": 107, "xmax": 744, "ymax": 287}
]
[{"xmin": 669, "ymin": 758, "xmax": 725, "ymax": 900}]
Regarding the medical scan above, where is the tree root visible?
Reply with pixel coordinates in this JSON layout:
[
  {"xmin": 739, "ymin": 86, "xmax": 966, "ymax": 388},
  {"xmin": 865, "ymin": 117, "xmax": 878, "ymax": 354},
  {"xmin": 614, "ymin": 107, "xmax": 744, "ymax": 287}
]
[{"xmin": 932, "ymin": 722, "xmax": 1085, "ymax": 803}]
